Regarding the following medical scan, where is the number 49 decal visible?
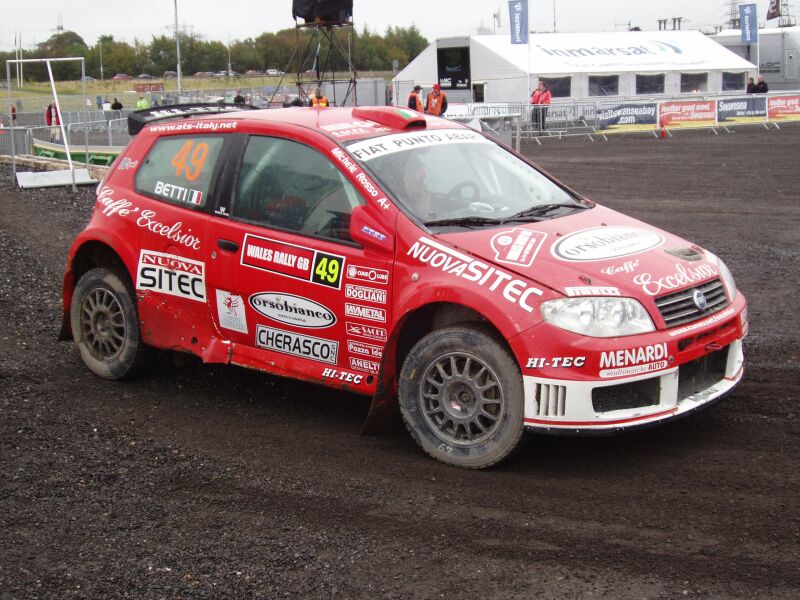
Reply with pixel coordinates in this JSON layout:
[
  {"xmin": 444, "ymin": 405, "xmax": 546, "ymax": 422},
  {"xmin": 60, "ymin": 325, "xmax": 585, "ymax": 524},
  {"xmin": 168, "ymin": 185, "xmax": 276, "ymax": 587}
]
[
  {"xmin": 312, "ymin": 252, "xmax": 343, "ymax": 288},
  {"xmin": 171, "ymin": 140, "xmax": 209, "ymax": 181}
]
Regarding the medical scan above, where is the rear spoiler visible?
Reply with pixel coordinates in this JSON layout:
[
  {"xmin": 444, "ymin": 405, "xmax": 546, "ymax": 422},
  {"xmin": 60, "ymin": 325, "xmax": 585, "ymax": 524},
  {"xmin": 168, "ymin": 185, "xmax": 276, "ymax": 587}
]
[{"xmin": 127, "ymin": 103, "xmax": 258, "ymax": 135}]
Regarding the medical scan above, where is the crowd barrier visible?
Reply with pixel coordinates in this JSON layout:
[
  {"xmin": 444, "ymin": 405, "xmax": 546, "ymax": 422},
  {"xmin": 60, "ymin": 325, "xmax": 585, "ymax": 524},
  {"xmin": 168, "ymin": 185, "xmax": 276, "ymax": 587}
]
[{"xmin": 444, "ymin": 92, "xmax": 800, "ymax": 140}]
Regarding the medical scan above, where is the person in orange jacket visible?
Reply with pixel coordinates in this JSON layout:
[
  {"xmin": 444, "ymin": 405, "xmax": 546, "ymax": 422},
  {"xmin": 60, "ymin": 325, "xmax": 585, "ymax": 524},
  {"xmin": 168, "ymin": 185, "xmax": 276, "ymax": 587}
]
[
  {"xmin": 425, "ymin": 83, "xmax": 448, "ymax": 116},
  {"xmin": 530, "ymin": 81, "xmax": 552, "ymax": 131},
  {"xmin": 311, "ymin": 87, "xmax": 329, "ymax": 107},
  {"xmin": 407, "ymin": 85, "xmax": 423, "ymax": 112}
]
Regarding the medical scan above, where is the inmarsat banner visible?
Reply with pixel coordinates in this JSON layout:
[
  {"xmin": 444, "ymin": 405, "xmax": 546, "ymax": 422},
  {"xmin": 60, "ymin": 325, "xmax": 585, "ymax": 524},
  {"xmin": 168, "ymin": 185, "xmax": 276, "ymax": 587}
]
[{"xmin": 508, "ymin": 1, "xmax": 528, "ymax": 45}]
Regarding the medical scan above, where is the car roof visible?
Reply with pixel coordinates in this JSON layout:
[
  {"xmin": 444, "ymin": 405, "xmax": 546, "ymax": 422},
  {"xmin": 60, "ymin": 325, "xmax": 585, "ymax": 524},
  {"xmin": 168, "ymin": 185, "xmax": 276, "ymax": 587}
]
[{"xmin": 141, "ymin": 105, "xmax": 465, "ymax": 143}]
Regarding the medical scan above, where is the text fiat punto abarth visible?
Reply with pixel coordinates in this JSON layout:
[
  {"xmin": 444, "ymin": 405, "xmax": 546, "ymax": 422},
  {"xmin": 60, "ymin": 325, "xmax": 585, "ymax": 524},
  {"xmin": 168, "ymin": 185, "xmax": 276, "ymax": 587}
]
[{"xmin": 60, "ymin": 104, "xmax": 747, "ymax": 468}]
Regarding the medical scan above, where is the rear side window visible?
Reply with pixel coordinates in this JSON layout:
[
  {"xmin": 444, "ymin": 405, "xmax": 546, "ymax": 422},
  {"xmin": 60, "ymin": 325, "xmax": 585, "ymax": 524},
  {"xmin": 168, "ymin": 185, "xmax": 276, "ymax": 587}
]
[{"xmin": 135, "ymin": 135, "xmax": 224, "ymax": 208}]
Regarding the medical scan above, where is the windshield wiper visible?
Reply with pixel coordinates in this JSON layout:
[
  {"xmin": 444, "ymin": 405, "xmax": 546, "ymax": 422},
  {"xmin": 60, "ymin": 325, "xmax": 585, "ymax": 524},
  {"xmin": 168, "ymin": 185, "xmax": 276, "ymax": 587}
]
[
  {"xmin": 507, "ymin": 203, "xmax": 589, "ymax": 221},
  {"xmin": 424, "ymin": 215, "xmax": 505, "ymax": 228}
]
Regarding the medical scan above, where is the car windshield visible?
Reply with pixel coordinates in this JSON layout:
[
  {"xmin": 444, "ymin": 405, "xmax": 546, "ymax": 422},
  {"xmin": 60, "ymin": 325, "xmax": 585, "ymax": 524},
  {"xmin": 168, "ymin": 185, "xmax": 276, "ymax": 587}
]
[{"xmin": 345, "ymin": 129, "xmax": 587, "ymax": 227}]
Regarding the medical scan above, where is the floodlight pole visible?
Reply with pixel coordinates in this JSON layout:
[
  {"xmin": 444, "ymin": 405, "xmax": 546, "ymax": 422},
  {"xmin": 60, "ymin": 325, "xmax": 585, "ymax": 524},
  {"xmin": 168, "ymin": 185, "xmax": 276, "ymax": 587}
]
[{"xmin": 175, "ymin": 0, "xmax": 183, "ymax": 95}]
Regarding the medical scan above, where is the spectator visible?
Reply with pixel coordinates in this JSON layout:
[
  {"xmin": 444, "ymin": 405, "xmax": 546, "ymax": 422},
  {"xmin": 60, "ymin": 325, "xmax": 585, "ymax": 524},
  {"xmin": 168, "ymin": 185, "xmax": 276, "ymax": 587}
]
[
  {"xmin": 135, "ymin": 95, "xmax": 150, "ymax": 109},
  {"xmin": 311, "ymin": 87, "xmax": 329, "ymax": 107},
  {"xmin": 425, "ymin": 83, "xmax": 448, "ymax": 116},
  {"xmin": 111, "ymin": 98, "xmax": 123, "ymax": 110},
  {"xmin": 45, "ymin": 101, "xmax": 61, "ymax": 142},
  {"xmin": 96, "ymin": 95, "xmax": 103, "ymax": 109},
  {"xmin": 234, "ymin": 90, "xmax": 246, "ymax": 105},
  {"xmin": 755, "ymin": 75, "xmax": 769, "ymax": 94},
  {"xmin": 530, "ymin": 81, "xmax": 552, "ymax": 131},
  {"xmin": 746, "ymin": 77, "xmax": 756, "ymax": 93},
  {"xmin": 10, "ymin": 104, "xmax": 16, "ymax": 124},
  {"xmin": 407, "ymin": 85, "xmax": 423, "ymax": 112}
]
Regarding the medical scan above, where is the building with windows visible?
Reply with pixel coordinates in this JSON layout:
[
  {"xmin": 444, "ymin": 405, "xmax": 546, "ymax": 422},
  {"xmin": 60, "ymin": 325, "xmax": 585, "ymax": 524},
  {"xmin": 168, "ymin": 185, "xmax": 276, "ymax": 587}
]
[{"xmin": 393, "ymin": 30, "xmax": 756, "ymax": 105}]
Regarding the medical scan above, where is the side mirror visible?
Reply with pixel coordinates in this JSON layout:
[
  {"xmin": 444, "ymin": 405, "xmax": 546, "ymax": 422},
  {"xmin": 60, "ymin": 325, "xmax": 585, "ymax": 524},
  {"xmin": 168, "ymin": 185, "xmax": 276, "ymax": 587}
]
[{"xmin": 349, "ymin": 205, "xmax": 394, "ymax": 253}]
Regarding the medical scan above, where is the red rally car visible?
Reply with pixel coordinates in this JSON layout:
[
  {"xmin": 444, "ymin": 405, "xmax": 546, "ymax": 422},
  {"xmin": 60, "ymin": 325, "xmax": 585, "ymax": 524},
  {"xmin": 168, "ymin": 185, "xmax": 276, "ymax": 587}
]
[{"xmin": 60, "ymin": 104, "xmax": 748, "ymax": 468}]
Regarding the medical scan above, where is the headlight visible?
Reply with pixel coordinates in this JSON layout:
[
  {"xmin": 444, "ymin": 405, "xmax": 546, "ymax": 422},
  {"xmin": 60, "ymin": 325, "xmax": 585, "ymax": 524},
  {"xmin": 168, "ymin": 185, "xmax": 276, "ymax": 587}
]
[
  {"xmin": 540, "ymin": 297, "xmax": 655, "ymax": 337},
  {"xmin": 716, "ymin": 257, "xmax": 737, "ymax": 301}
]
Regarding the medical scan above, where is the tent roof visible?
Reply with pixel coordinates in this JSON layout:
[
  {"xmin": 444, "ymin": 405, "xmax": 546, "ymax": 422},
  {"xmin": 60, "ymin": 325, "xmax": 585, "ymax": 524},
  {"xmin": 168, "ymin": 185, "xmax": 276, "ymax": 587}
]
[{"xmin": 470, "ymin": 30, "xmax": 755, "ymax": 75}]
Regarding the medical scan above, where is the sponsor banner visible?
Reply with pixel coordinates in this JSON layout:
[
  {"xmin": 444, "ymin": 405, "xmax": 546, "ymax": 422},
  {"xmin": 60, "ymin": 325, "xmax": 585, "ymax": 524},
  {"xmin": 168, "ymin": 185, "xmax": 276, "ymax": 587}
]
[
  {"xmin": 216, "ymin": 290, "xmax": 248, "ymax": 333},
  {"xmin": 256, "ymin": 325, "xmax": 338, "ymax": 364},
  {"xmin": 350, "ymin": 356, "xmax": 380, "ymax": 374},
  {"xmin": 347, "ymin": 340, "xmax": 383, "ymax": 359},
  {"xmin": 508, "ymin": 0, "xmax": 529, "ymax": 45},
  {"xmin": 632, "ymin": 262, "xmax": 717, "ymax": 296},
  {"xmin": 154, "ymin": 180, "xmax": 203, "ymax": 206},
  {"xmin": 564, "ymin": 286, "xmax": 621, "ymax": 297},
  {"xmin": 739, "ymin": 4, "xmax": 758, "ymax": 44},
  {"xmin": 407, "ymin": 237, "xmax": 543, "ymax": 313},
  {"xmin": 249, "ymin": 293, "xmax": 336, "ymax": 329},
  {"xmin": 525, "ymin": 356, "xmax": 586, "ymax": 368},
  {"xmin": 552, "ymin": 226, "xmax": 663, "ymax": 262},
  {"xmin": 490, "ymin": 228, "xmax": 546, "ymax": 268},
  {"xmin": 717, "ymin": 97, "xmax": 766, "ymax": 123},
  {"xmin": 346, "ymin": 264, "xmax": 389, "ymax": 285},
  {"xmin": 241, "ymin": 234, "xmax": 344, "ymax": 289},
  {"xmin": 344, "ymin": 303, "xmax": 387, "ymax": 323},
  {"xmin": 596, "ymin": 103, "xmax": 658, "ymax": 133},
  {"xmin": 347, "ymin": 129, "xmax": 489, "ymax": 162},
  {"xmin": 767, "ymin": 96, "xmax": 800, "ymax": 122},
  {"xmin": 346, "ymin": 322, "xmax": 387, "ymax": 342},
  {"xmin": 600, "ymin": 360, "xmax": 670, "ymax": 379},
  {"xmin": 321, "ymin": 367, "xmax": 364, "ymax": 384},
  {"xmin": 659, "ymin": 101, "xmax": 717, "ymax": 128},
  {"xmin": 345, "ymin": 284, "xmax": 387, "ymax": 305},
  {"xmin": 667, "ymin": 307, "xmax": 736, "ymax": 337},
  {"xmin": 599, "ymin": 343, "xmax": 669, "ymax": 378},
  {"xmin": 136, "ymin": 250, "xmax": 205, "ymax": 302}
]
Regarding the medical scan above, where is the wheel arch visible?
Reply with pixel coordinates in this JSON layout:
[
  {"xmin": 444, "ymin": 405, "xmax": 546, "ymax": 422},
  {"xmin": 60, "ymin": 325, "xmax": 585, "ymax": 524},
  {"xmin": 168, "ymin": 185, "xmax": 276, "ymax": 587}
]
[
  {"xmin": 59, "ymin": 240, "xmax": 133, "ymax": 341},
  {"xmin": 362, "ymin": 301, "xmax": 518, "ymax": 435}
]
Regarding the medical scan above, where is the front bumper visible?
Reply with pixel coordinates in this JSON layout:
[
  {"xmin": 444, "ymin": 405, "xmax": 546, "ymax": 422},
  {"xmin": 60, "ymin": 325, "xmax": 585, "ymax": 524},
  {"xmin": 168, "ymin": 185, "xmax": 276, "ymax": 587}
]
[{"xmin": 522, "ymin": 338, "xmax": 744, "ymax": 432}]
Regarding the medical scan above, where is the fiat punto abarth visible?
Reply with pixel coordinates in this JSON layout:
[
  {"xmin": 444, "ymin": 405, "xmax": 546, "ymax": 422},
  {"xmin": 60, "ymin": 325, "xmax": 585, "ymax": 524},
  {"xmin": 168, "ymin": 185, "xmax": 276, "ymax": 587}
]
[{"xmin": 61, "ymin": 104, "xmax": 747, "ymax": 468}]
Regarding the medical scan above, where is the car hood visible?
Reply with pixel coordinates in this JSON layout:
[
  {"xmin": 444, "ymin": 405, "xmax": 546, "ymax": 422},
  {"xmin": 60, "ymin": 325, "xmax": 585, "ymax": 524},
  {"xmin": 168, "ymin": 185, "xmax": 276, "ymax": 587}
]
[{"xmin": 436, "ymin": 205, "xmax": 721, "ymax": 299}]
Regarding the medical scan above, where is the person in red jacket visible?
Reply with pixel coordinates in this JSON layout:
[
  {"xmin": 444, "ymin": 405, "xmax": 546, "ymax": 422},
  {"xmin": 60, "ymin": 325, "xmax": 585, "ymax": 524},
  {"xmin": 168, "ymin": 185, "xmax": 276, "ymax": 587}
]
[
  {"xmin": 530, "ymin": 81, "xmax": 552, "ymax": 131},
  {"xmin": 425, "ymin": 83, "xmax": 448, "ymax": 116},
  {"xmin": 407, "ymin": 85, "xmax": 423, "ymax": 112},
  {"xmin": 45, "ymin": 100, "xmax": 61, "ymax": 142}
]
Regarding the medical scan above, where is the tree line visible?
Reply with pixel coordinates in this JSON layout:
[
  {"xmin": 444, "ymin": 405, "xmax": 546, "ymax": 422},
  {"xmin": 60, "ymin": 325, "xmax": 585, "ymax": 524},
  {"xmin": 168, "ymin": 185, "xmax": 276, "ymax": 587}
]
[{"xmin": 1, "ymin": 26, "xmax": 428, "ymax": 81}]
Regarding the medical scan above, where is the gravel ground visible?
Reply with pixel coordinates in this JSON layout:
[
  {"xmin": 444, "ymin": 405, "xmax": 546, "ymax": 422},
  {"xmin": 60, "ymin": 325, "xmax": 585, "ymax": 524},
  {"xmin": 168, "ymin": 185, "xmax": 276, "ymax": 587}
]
[{"xmin": 0, "ymin": 124, "xmax": 798, "ymax": 599}]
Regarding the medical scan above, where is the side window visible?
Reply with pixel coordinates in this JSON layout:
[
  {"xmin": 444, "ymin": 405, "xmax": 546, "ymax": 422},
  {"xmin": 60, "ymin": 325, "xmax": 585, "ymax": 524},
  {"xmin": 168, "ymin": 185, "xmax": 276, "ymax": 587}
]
[
  {"xmin": 135, "ymin": 135, "xmax": 224, "ymax": 209},
  {"xmin": 232, "ymin": 136, "xmax": 363, "ymax": 242}
]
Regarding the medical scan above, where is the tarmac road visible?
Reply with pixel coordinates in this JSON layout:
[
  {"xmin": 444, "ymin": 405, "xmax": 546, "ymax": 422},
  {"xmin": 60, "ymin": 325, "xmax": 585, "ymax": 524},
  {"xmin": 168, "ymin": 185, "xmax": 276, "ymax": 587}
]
[{"xmin": 0, "ymin": 125, "xmax": 798, "ymax": 599}]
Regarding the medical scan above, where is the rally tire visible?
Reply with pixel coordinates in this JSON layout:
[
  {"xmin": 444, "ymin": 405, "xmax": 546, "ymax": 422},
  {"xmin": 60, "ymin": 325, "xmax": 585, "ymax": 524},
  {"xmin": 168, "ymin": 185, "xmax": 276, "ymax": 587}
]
[
  {"xmin": 399, "ymin": 326, "xmax": 525, "ymax": 469},
  {"xmin": 70, "ymin": 267, "xmax": 150, "ymax": 380}
]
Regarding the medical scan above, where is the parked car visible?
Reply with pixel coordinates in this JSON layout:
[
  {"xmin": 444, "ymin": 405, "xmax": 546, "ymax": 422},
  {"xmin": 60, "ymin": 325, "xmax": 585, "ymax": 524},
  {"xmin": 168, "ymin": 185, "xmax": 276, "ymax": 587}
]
[
  {"xmin": 60, "ymin": 105, "xmax": 747, "ymax": 469},
  {"xmin": 82, "ymin": 75, "xmax": 96, "ymax": 82},
  {"xmin": 137, "ymin": 73, "xmax": 155, "ymax": 80},
  {"xmin": 245, "ymin": 69, "xmax": 264, "ymax": 77},
  {"xmin": 163, "ymin": 71, "xmax": 178, "ymax": 78},
  {"xmin": 111, "ymin": 73, "xmax": 133, "ymax": 81},
  {"xmin": 266, "ymin": 69, "xmax": 281, "ymax": 76},
  {"xmin": 193, "ymin": 71, "xmax": 214, "ymax": 78}
]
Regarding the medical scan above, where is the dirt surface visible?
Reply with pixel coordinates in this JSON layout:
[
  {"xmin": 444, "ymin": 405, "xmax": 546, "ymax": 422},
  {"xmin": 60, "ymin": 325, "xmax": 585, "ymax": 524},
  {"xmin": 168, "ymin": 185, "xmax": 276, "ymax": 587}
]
[{"xmin": 1, "ymin": 126, "xmax": 798, "ymax": 599}]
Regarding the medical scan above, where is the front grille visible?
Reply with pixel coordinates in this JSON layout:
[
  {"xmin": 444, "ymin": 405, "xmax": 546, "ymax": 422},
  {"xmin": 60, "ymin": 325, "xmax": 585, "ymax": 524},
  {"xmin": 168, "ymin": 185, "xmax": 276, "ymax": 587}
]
[
  {"xmin": 532, "ymin": 383, "xmax": 566, "ymax": 417},
  {"xmin": 677, "ymin": 346, "xmax": 729, "ymax": 399},
  {"xmin": 655, "ymin": 278, "xmax": 729, "ymax": 328},
  {"xmin": 592, "ymin": 376, "xmax": 661, "ymax": 414}
]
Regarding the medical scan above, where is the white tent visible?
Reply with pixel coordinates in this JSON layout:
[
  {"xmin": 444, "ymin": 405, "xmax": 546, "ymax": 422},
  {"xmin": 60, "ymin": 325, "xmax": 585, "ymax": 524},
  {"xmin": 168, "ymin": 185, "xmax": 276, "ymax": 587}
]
[{"xmin": 394, "ymin": 30, "xmax": 756, "ymax": 105}]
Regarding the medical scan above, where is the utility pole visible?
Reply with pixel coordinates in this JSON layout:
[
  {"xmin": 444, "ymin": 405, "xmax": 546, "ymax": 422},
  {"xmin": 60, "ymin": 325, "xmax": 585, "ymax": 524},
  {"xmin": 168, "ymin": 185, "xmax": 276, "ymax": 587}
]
[
  {"xmin": 553, "ymin": 0, "xmax": 557, "ymax": 33},
  {"xmin": 174, "ymin": 0, "xmax": 183, "ymax": 95},
  {"xmin": 99, "ymin": 38, "xmax": 104, "ymax": 80}
]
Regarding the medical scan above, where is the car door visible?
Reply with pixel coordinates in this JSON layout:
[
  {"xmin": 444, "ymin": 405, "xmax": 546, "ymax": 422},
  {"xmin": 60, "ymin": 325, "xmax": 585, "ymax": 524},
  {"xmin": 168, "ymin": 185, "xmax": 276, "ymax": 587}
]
[
  {"xmin": 126, "ymin": 132, "xmax": 230, "ymax": 353},
  {"xmin": 204, "ymin": 133, "xmax": 395, "ymax": 389}
]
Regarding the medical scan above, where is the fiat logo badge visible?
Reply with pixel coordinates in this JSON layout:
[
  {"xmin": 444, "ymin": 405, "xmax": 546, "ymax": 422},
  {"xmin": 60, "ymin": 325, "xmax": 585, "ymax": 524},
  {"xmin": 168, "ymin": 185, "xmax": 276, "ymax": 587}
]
[{"xmin": 692, "ymin": 289, "xmax": 708, "ymax": 310}]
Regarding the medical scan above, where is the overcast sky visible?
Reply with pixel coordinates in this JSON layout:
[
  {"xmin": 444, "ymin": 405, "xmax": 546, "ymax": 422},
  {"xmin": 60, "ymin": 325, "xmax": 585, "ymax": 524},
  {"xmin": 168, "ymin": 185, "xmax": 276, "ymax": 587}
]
[{"xmin": 0, "ymin": 1, "xmax": 791, "ymax": 51}]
